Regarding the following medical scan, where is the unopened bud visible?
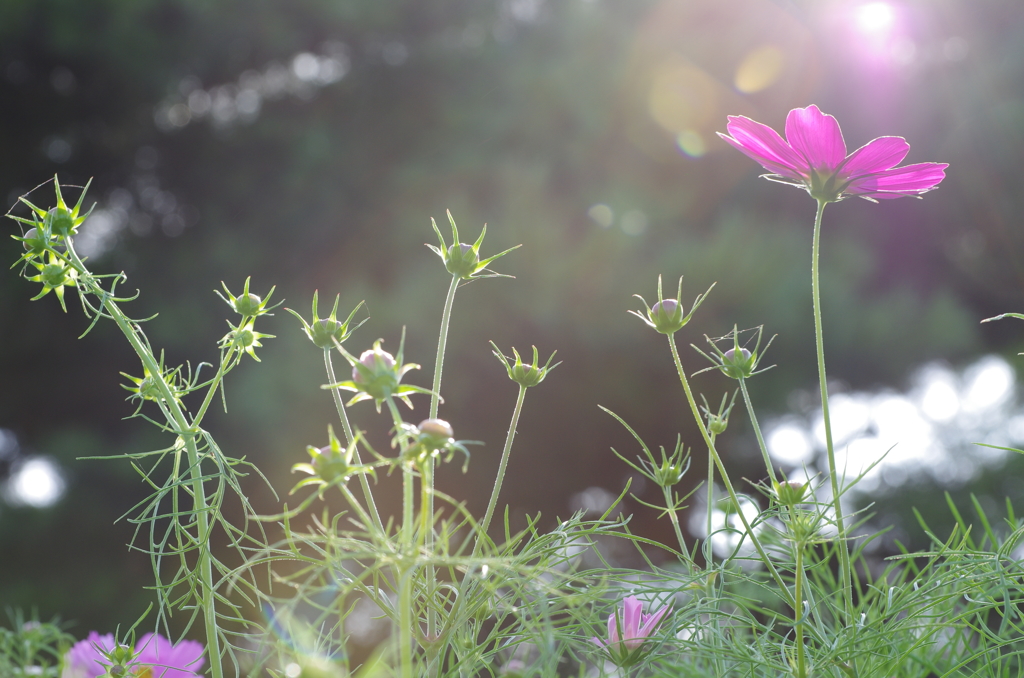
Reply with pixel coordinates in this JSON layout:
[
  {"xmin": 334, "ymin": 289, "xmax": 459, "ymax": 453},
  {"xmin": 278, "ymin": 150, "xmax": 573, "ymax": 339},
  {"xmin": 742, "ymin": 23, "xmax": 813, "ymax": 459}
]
[
  {"xmin": 720, "ymin": 347, "xmax": 755, "ymax": 379},
  {"xmin": 446, "ymin": 242, "xmax": 480, "ymax": 278},
  {"xmin": 707, "ymin": 414, "xmax": 729, "ymax": 435},
  {"xmin": 40, "ymin": 262, "xmax": 70, "ymax": 288},
  {"xmin": 45, "ymin": 206, "xmax": 76, "ymax": 238},
  {"xmin": 774, "ymin": 480, "xmax": 808, "ymax": 506},
  {"xmin": 418, "ymin": 418, "xmax": 454, "ymax": 448},
  {"xmin": 649, "ymin": 298, "xmax": 686, "ymax": 334},
  {"xmin": 310, "ymin": 318, "xmax": 343, "ymax": 348},
  {"xmin": 654, "ymin": 463, "xmax": 685, "ymax": 488},
  {"xmin": 353, "ymin": 348, "xmax": 396, "ymax": 384},
  {"xmin": 233, "ymin": 292, "xmax": 263, "ymax": 317}
]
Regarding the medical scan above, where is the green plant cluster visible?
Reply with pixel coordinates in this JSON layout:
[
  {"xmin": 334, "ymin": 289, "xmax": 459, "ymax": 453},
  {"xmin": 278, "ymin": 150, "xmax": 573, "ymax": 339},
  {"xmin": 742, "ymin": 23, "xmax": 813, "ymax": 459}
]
[{"xmin": 6, "ymin": 178, "xmax": 1024, "ymax": 678}]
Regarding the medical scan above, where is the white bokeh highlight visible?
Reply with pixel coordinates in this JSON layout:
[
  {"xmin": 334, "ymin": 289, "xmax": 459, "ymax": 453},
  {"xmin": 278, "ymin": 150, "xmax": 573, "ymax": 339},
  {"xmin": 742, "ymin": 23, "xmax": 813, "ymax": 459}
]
[{"xmin": 766, "ymin": 355, "xmax": 1021, "ymax": 494}]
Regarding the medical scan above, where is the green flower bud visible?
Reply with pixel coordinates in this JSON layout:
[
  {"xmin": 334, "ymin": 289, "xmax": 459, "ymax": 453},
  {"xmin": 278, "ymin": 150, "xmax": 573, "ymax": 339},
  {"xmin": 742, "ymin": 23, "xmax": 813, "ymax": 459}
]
[
  {"xmin": 310, "ymin": 444, "xmax": 351, "ymax": 484},
  {"xmin": 21, "ymin": 227, "xmax": 48, "ymax": 255},
  {"xmin": 287, "ymin": 292, "xmax": 366, "ymax": 350},
  {"xmin": 236, "ymin": 328, "xmax": 256, "ymax": 348},
  {"xmin": 649, "ymin": 298, "xmax": 685, "ymax": 334},
  {"xmin": 693, "ymin": 326, "xmax": 775, "ymax": 381},
  {"xmin": 721, "ymin": 347, "xmax": 755, "ymax": 379},
  {"xmin": 310, "ymin": 318, "xmax": 343, "ymax": 348},
  {"xmin": 353, "ymin": 346, "xmax": 396, "ymax": 383},
  {"xmin": 233, "ymin": 292, "xmax": 263, "ymax": 317},
  {"xmin": 39, "ymin": 262, "xmax": 70, "ymax": 288},
  {"xmin": 630, "ymin": 275, "xmax": 715, "ymax": 336},
  {"xmin": 292, "ymin": 426, "xmax": 376, "ymax": 494},
  {"xmin": 137, "ymin": 376, "xmax": 163, "ymax": 401},
  {"xmin": 774, "ymin": 480, "xmax": 808, "ymax": 506},
  {"xmin": 45, "ymin": 205, "xmax": 76, "ymax": 238},
  {"xmin": 12, "ymin": 176, "xmax": 94, "ymax": 249},
  {"xmin": 445, "ymin": 242, "xmax": 480, "ymax": 278},
  {"xmin": 491, "ymin": 343, "xmax": 560, "ymax": 388},
  {"xmin": 417, "ymin": 418, "xmax": 454, "ymax": 448},
  {"xmin": 654, "ymin": 461, "xmax": 686, "ymax": 487},
  {"xmin": 708, "ymin": 413, "xmax": 730, "ymax": 435},
  {"xmin": 346, "ymin": 342, "xmax": 418, "ymax": 403},
  {"xmin": 427, "ymin": 210, "xmax": 520, "ymax": 280},
  {"xmin": 217, "ymin": 277, "xmax": 278, "ymax": 319}
]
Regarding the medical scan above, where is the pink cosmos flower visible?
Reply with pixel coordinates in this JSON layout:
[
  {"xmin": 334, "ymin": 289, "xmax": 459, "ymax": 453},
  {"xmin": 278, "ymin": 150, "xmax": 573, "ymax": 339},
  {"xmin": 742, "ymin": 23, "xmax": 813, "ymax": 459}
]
[
  {"xmin": 590, "ymin": 595, "xmax": 671, "ymax": 667},
  {"xmin": 62, "ymin": 632, "xmax": 204, "ymax": 678},
  {"xmin": 718, "ymin": 105, "xmax": 948, "ymax": 202}
]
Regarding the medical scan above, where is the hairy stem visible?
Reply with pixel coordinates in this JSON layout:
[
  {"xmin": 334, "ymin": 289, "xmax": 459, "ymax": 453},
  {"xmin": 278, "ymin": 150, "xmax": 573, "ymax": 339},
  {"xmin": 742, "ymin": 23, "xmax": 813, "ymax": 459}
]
[
  {"xmin": 667, "ymin": 333, "xmax": 793, "ymax": 605},
  {"xmin": 661, "ymin": 484, "xmax": 688, "ymax": 557},
  {"xmin": 739, "ymin": 378, "xmax": 778, "ymax": 487},
  {"xmin": 475, "ymin": 383, "xmax": 527, "ymax": 555},
  {"xmin": 705, "ymin": 430, "xmax": 716, "ymax": 562},
  {"xmin": 325, "ymin": 349, "xmax": 384, "ymax": 533},
  {"xmin": 385, "ymin": 396, "xmax": 417, "ymax": 678},
  {"xmin": 427, "ymin": 274, "xmax": 459, "ymax": 643},
  {"xmin": 794, "ymin": 536, "xmax": 807, "ymax": 678},
  {"xmin": 811, "ymin": 198, "xmax": 852, "ymax": 619},
  {"xmin": 430, "ymin": 275, "xmax": 460, "ymax": 420},
  {"xmin": 65, "ymin": 241, "xmax": 224, "ymax": 678}
]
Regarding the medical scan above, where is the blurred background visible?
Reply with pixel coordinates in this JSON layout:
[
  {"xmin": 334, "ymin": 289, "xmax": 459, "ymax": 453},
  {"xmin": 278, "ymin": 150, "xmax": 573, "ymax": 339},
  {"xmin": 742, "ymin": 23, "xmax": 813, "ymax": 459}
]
[{"xmin": 3, "ymin": 0, "xmax": 1024, "ymax": 638}]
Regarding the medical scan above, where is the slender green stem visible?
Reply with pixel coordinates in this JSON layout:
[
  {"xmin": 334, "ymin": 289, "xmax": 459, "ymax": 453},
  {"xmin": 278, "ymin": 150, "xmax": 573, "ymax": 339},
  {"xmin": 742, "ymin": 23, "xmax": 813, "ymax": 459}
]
[
  {"xmin": 706, "ymin": 431, "xmax": 716, "ymax": 559},
  {"xmin": 340, "ymin": 486, "xmax": 377, "ymax": 542},
  {"xmin": 427, "ymin": 275, "xmax": 459, "ymax": 644},
  {"xmin": 475, "ymin": 384, "xmax": 527, "ymax": 555},
  {"xmin": 431, "ymin": 275, "xmax": 460, "ymax": 420},
  {"xmin": 386, "ymin": 399, "xmax": 415, "ymax": 548},
  {"xmin": 794, "ymin": 535, "xmax": 807, "ymax": 678},
  {"xmin": 667, "ymin": 334, "xmax": 793, "ymax": 605},
  {"xmin": 739, "ymin": 378, "xmax": 778, "ymax": 487},
  {"xmin": 65, "ymin": 241, "xmax": 224, "ymax": 678},
  {"xmin": 385, "ymin": 396, "xmax": 417, "ymax": 678},
  {"xmin": 661, "ymin": 484, "xmax": 688, "ymax": 556},
  {"xmin": 325, "ymin": 349, "xmax": 384, "ymax": 533},
  {"xmin": 398, "ymin": 565, "xmax": 415, "ymax": 678},
  {"xmin": 810, "ymin": 198, "xmax": 852, "ymax": 618}
]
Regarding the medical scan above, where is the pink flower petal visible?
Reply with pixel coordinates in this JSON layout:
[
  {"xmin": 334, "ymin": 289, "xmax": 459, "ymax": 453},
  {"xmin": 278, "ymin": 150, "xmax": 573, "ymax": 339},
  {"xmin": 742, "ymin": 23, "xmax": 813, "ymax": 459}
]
[
  {"xmin": 604, "ymin": 611, "xmax": 618, "ymax": 644},
  {"xmin": 135, "ymin": 634, "xmax": 205, "ymax": 678},
  {"xmin": 65, "ymin": 632, "xmax": 118, "ymax": 678},
  {"xmin": 621, "ymin": 596, "xmax": 643, "ymax": 638},
  {"xmin": 638, "ymin": 605, "xmax": 671, "ymax": 639},
  {"xmin": 785, "ymin": 105, "xmax": 847, "ymax": 172},
  {"xmin": 847, "ymin": 162, "xmax": 949, "ymax": 198},
  {"xmin": 840, "ymin": 136, "xmax": 910, "ymax": 178},
  {"xmin": 719, "ymin": 116, "xmax": 807, "ymax": 180}
]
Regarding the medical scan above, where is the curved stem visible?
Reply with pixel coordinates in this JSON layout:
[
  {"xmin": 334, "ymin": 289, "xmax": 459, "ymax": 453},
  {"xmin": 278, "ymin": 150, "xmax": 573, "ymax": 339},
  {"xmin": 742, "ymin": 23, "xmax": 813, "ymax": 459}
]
[
  {"xmin": 430, "ymin": 275, "xmax": 460, "ymax": 420},
  {"xmin": 667, "ymin": 334, "xmax": 793, "ymax": 605},
  {"xmin": 65, "ymin": 241, "xmax": 224, "ymax": 678},
  {"xmin": 475, "ymin": 384, "xmax": 527, "ymax": 555},
  {"xmin": 811, "ymin": 198, "xmax": 852, "ymax": 619},
  {"xmin": 739, "ymin": 378, "xmax": 778, "ymax": 487},
  {"xmin": 325, "ymin": 349, "xmax": 384, "ymax": 533},
  {"xmin": 427, "ymin": 274, "xmax": 459, "ymax": 645}
]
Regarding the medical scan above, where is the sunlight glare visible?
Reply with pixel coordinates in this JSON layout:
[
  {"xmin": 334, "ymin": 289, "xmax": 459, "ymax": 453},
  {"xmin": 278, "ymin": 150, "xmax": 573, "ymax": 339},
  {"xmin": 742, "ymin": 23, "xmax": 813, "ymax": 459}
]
[
  {"xmin": 766, "ymin": 421, "xmax": 813, "ymax": 465},
  {"xmin": 734, "ymin": 45, "xmax": 785, "ymax": 94},
  {"xmin": 856, "ymin": 2, "xmax": 895, "ymax": 36},
  {"xmin": 962, "ymin": 355, "xmax": 1014, "ymax": 413}
]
